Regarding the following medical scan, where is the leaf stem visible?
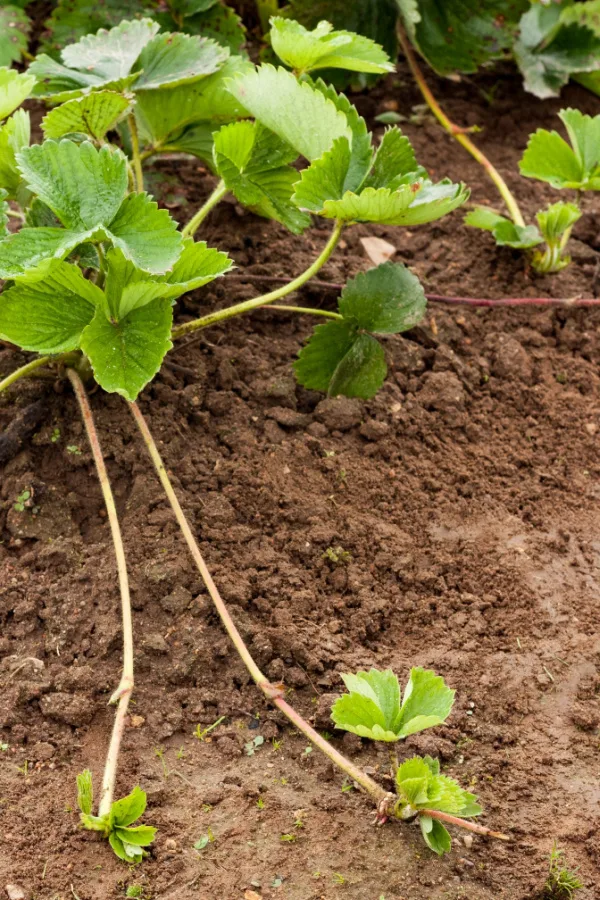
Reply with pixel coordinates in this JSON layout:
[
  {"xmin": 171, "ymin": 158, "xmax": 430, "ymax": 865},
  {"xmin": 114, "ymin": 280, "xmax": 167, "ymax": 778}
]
[
  {"xmin": 397, "ymin": 26, "xmax": 526, "ymax": 229},
  {"xmin": 266, "ymin": 304, "xmax": 343, "ymax": 319},
  {"xmin": 6, "ymin": 208, "xmax": 25, "ymax": 221},
  {"xmin": 172, "ymin": 221, "xmax": 344, "ymax": 339},
  {"xmin": 66, "ymin": 369, "xmax": 134, "ymax": 820},
  {"xmin": 127, "ymin": 114, "xmax": 144, "ymax": 193},
  {"xmin": 0, "ymin": 356, "xmax": 53, "ymax": 394},
  {"xmin": 128, "ymin": 400, "xmax": 386, "ymax": 803},
  {"xmin": 181, "ymin": 180, "xmax": 228, "ymax": 239},
  {"xmin": 420, "ymin": 809, "xmax": 510, "ymax": 841}
]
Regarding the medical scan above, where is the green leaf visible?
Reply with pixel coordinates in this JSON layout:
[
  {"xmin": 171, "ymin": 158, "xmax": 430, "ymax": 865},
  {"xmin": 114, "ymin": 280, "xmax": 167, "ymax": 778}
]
[
  {"xmin": 108, "ymin": 831, "xmax": 130, "ymax": 862},
  {"xmin": 0, "ymin": 6, "xmax": 30, "ymax": 68},
  {"xmin": 81, "ymin": 299, "xmax": 173, "ymax": 400},
  {"xmin": 426, "ymin": 774, "xmax": 481, "ymax": 816},
  {"xmin": 169, "ymin": 0, "xmax": 220, "ymax": 17},
  {"xmin": 109, "ymin": 786, "xmax": 147, "ymax": 828},
  {"xmin": 0, "ymin": 68, "xmax": 35, "ymax": 121},
  {"xmin": 295, "ymin": 320, "xmax": 387, "ymax": 399},
  {"xmin": 134, "ymin": 55, "xmax": 252, "ymax": 148},
  {"xmin": 0, "ymin": 109, "xmax": 30, "ymax": 199},
  {"xmin": 309, "ymin": 78, "xmax": 372, "ymax": 191},
  {"xmin": 17, "ymin": 140, "xmax": 128, "ymax": 230},
  {"xmin": 214, "ymin": 121, "xmax": 311, "ymax": 233},
  {"xmin": 133, "ymin": 32, "xmax": 228, "ymax": 91},
  {"xmin": 514, "ymin": 3, "xmax": 600, "ymax": 98},
  {"xmin": 338, "ymin": 262, "xmax": 426, "ymax": 333},
  {"xmin": 42, "ymin": 92, "xmax": 132, "ymax": 141},
  {"xmin": 106, "ymin": 191, "xmax": 183, "ymax": 274},
  {"xmin": 0, "ymin": 261, "xmax": 98, "ymax": 353},
  {"xmin": 363, "ymin": 127, "xmax": 424, "ymax": 190},
  {"xmin": 536, "ymin": 201, "xmax": 581, "ymax": 243},
  {"xmin": 419, "ymin": 817, "xmax": 451, "ymax": 855},
  {"xmin": 396, "ymin": 756, "xmax": 431, "ymax": 805},
  {"xmin": 41, "ymin": 0, "xmax": 157, "ymax": 55},
  {"xmin": 0, "ymin": 226, "xmax": 96, "ymax": 279},
  {"xmin": 159, "ymin": 237, "xmax": 233, "ymax": 295},
  {"xmin": 342, "ymin": 669, "xmax": 401, "ymax": 727},
  {"xmin": 560, "ymin": 107, "xmax": 600, "ymax": 179},
  {"xmin": 396, "ymin": 668, "xmax": 455, "ymax": 738},
  {"xmin": 77, "ymin": 769, "xmax": 94, "ymax": 815},
  {"xmin": 182, "ymin": 2, "xmax": 246, "ymax": 54},
  {"xmin": 398, "ymin": 0, "xmax": 528, "ymax": 76},
  {"xmin": 519, "ymin": 128, "xmax": 584, "ymax": 189},
  {"xmin": 270, "ymin": 16, "xmax": 394, "ymax": 75},
  {"xmin": 81, "ymin": 813, "xmax": 109, "ymax": 832},
  {"xmin": 0, "ymin": 189, "xmax": 8, "ymax": 238},
  {"xmin": 114, "ymin": 825, "xmax": 156, "ymax": 846},
  {"xmin": 321, "ymin": 180, "xmax": 468, "ymax": 225},
  {"xmin": 227, "ymin": 64, "xmax": 352, "ymax": 161},
  {"xmin": 331, "ymin": 669, "xmax": 402, "ymax": 741},
  {"xmin": 61, "ymin": 18, "xmax": 158, "ymax": 83},
  {"xmin": 465, "ymin": 207, "xmax": 542, "ymax": 249},
  {"xmin": 292, "ymin": 136, "xmax": 352, "ymax": 213},
  {"xmin": 561, "ymin": 0, "xmax": 600, "ymax": 37}
]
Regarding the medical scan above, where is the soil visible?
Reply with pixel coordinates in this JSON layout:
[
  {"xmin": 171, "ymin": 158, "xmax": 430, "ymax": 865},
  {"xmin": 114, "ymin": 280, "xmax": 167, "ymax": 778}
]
[{"xmin": 2, "ymin": 59, "xmax": 600, "ymax": 900}]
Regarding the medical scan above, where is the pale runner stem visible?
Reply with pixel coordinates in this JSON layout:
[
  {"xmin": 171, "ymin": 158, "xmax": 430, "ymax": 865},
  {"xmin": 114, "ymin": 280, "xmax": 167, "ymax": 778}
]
[
  {"xmin": 127, "ymin": 114, "xmax": 144, "ymax": 193},
  {"xmin": 266, "ymin": 304, "xmax": 343, "ymax": 320},
  {"xmin": 0, "ymin": 356, "xmax": 52, "ymax": 393},
  {"xmin": 181, "ymin": 180, "xmax": 228, "ymax": 239},
  {"xmin": 420, "ymin": 810, "xmax": 510, "ymax": 841},
  {"xmin": 397, "ymin": 26, "xmax": 526, "ymax": 229},
  {"xmin": 172, "ymin": 221, "xmax": 344, "ymax": 339},
  {"xmin": 128, "ymin": 401, "xmax": 386, "ymax": 803},
  {"xmin": 66, "ymin": 369, "xmax": 134, "ymax": 819}
]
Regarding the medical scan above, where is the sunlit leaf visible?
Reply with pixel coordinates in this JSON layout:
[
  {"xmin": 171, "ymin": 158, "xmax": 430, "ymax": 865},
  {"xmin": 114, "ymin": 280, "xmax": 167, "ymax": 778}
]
[
  {"xmin": 270, "ymin": 16, "xmax": 394, "ymax": 75},
  {"xmin": 42, "ymin": 92, "xmax": 132, "ymax": 140}
]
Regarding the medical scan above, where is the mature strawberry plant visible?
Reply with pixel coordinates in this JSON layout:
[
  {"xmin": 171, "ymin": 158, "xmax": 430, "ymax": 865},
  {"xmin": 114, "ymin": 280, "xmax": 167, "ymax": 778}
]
[
  {"xmin": 465, "ymin": 108, "xmax": 599, "ymax": 273},
  {"xmin": 0, "ymin": 13, "xmax": 507, "ymax": 864}
]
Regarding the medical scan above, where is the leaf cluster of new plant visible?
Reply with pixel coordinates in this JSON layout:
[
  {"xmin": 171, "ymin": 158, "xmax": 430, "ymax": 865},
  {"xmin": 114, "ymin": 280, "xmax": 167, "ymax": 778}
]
[
  {"xmin": 331, "ymin": 667, "xmax": 485, "ymax": 854},
  {"xmin": 466, "ymin": 108, "xmax": 600, "ymax": 273},
  {"xmin": 77, "ymin": 770, "xmax": 156, "ymax": 862}
]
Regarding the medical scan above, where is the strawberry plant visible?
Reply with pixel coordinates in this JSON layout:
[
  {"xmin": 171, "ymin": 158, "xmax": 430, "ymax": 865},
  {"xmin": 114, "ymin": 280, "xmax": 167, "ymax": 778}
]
[
  {"xmin": 465, "ymin": 108, "xmax": 599, "ymax": 273},
  {"xmin": 0, "ymin": 13, "xmax": 489, "ymax": 865}
]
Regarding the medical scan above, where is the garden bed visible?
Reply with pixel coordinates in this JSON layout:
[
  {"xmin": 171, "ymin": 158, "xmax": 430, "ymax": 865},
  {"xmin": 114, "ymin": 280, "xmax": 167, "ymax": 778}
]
[{"xmin": 1, "ymin": 64, "xmax": 600, "ymax": 900}]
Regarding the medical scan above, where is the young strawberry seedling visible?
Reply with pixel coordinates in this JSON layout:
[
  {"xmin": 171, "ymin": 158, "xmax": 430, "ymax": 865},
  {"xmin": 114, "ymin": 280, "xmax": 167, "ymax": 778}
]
[
  {"xmin": 0, "ymin": 14, "xmax": 491, "ymax": 864},
  {"xmin": 331, "ymin": 667, "xmax": 500, "ymax": 854},
  {"xmin": 466, "ymin": 109, "xmax": 600, "ymax": 273}
]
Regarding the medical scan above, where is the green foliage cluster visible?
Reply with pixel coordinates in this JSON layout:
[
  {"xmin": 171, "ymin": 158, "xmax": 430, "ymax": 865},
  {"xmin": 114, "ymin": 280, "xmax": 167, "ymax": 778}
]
[
  {"xmin": 331, "ymin": 667, "xmax": 482, "ymax": 855},
  {"xmin": 466, "ymin": 107, "xmax": 600, "ymax": 272},
  {"xmin": 77, "ymin": 770, "xmax": 156, "ymax": 862}
]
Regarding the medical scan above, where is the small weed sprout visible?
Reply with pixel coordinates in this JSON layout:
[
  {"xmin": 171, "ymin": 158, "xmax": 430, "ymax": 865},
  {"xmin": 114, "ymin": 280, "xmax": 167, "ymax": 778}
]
[
  {"xmin": 323, "ymin": 546, "xmax": 352, "ymax": 565},
  {"xmin": 544, "ymin": 843, "xmax": 583, "ymax": 898}
]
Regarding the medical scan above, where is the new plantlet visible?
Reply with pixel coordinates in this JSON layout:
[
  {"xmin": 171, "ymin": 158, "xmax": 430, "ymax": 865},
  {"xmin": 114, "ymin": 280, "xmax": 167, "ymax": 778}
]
[
  {"xmin": 544, "ymin": 843, "xmax": 583, "ymax": 898},
  {"xmin": 76, "ymin": 770, "xmax": 156, "ymax": 863},
  {"xmin": 466, "ymin": 108, "xmax": 599, "ymax": 273},
  {"xmin": 0, "ymin": 13, "xmax": 477, "ymax": 866},
  {"xmin": 331, "ymin": 668, "xmax": 505, "ymax": 855}
]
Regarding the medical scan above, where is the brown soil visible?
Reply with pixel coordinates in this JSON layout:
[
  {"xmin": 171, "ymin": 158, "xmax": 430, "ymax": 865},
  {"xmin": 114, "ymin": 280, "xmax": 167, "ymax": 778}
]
[{"xmin": 2, "ymin": 62, "xmax": 600, "ymax": 900}]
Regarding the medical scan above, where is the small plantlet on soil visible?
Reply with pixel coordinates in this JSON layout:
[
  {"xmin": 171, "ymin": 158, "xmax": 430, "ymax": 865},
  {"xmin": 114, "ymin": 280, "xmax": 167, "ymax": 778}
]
[
  {"xmin": 543, "ymin": 843, "xmax": 583, "ymax": 899},
  {"xmin": 466, "ymin": 109, "xmax": 600, "ymax": 273},
  {"xmin": 331, "ymin": 667, "xmax": 502, "ymax": 855},
  {"xmin": 76, "ymin": 770, "xmax": 156, "ymax": 863}
]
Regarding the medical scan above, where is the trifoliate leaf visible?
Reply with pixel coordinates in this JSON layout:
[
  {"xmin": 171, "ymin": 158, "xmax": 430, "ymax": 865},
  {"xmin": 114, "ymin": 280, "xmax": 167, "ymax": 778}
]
[
  {"xmin": 0, "ymin": 260, "xmax": 99, "ymax": 353},
  {"xmin": 321, "ymin": 180, "xmax": 468, "ymax": 225},
  {"xmin": 81, "ymin": 299, "xmax": 173, "ymax": 400},
  {"xmin": 398, "ymin": 0, "xmax": 528, "ymax": 76},
  {"xmin": 42, "ymin": 92, "xmax": 132, "ymax": 141},
  {"xmin": 560, "ymin": 107, "xmax": 600, "ymax": 179},
  {"xmin": 464, "ymin": 207, "xmax": 542, "ymax": 249},
  {"xmin": 309, "ymin": 78, "xmax": 372, "ymax": 191},
  {"xmin": 536, "ymin": 200, "xmax": 581, "ymax": 245},
  {"xmin": 0, "ymin": 226, "xmax": 96, "ymax": 279},
  {"xmin": 133, "ymin": 32, "xmax": 228, "ymax": 91},
  {"xmin": 134, "ymin": 55, "xmax": 252, "ymax": 149},
  {"xmin": 0, "ymin": 109, "xmax": 30, "ymax": 199},
  {"xmin": 106, "ymin": 192, "xmax": 183, "ymax": 274},
  {"xmin": 214, "ymin": 121, "xmax": 311, "ymax": 233},
  {"xmin": 227, "ymin": 64, "xmax": 352, "ymax": 161},
  {"xmin": 270, "ymin": 16, "xmax": 394, "ymax": 75},
  {"xmin": 339, "ymin": 261, "xmax": 426, "ymax": 333},
  {"xmin": 0, "ymin": 5, "xmax": 30, "ymax": 68},
  {"xmin": 17, "ymin": 140, "xmax": 128, "ymax": 230},
  {"xmin": 114, "ymin": 824, "xmax": 156, "ymax": 846},
  {"xmin": 62, "ymin": 18, "xmax": 158, "ymax": 82},
  {"xmin": 294, "ymin": 321, "xmax": 387, "ymax": 399},
  {"xmin": 363, "ymin": 127, "xmax": 424, "ymax": 190},
  {"xmin": 514, "ymin": 2, "xmax": 600, "ymax": 98},
  {"xmin": 76, "ymin": 769, "xmax": 94, "ymax": 816},
  {"xmin": 420, "ymin": 817, "xmax": 452, "ymax": 855},
  {"xmin": 396, "ymin": 755, "xmax": 482, "ymax": 823},
  {"xmin": 397, "ymin": 668, "xmax": 455, "ymax": 738},
  {"xmin": 0, "ymin": 68, "xmax": 35, "ymax": 121},
  {"xmin": 519, "ymin": 128, "xmax": 587, "ymax": 190}
]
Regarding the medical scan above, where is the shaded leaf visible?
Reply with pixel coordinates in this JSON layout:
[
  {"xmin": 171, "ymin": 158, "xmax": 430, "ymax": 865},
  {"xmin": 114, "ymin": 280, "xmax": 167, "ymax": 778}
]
[
  {"xmin": 338, "ymin": 261, "xmax": 426, "ymax": 333},
  {"xmin": 0, "ymin": 108, "xmax": 30, "ymax": 198},
  {"xmin": 420, "ymin": 817, "xmax": 452, "ymax": 855},
  {"xmin": 363, "ymin": 127, "xmax": 423, "ymax": 190},
  {"xmin": 0, "ymin": 5, "xmax": 30, "ymax": 68},
  {"xmin": 464, "ymin": 206, "xmax": 542, "ymax": 249}
]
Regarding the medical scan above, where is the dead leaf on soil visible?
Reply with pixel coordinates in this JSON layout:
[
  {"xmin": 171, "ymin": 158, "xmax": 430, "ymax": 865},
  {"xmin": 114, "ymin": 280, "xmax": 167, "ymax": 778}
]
[{"xmin": 360, "ymin": 236, "xmax": 396, "ymax": 266}]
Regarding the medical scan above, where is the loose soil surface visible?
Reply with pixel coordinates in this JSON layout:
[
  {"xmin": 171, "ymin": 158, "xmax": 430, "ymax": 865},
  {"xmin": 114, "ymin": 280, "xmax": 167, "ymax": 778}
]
[{"xmin": 1, "ymin": 62, "xmax": 600, "ymax": 900}]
